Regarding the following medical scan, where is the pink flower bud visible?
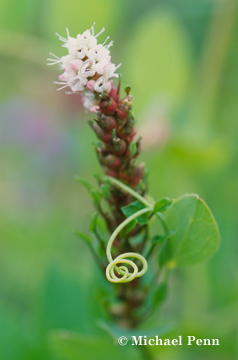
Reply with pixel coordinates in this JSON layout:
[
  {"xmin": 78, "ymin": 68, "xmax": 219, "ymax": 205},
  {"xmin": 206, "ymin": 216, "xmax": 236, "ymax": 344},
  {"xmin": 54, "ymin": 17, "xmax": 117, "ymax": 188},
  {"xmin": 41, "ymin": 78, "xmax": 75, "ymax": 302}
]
[
  {"xmin": 70, "ymin": 59, "xmax": 83, "ymax": 70},
  {"xmin": 116, "ymin": 95, "xmax": 133, "ymax": 120},
  {"xmin": 99, "ymin": 98, "xmax": 117, "ymax": 115},
  {"xmin": 101, "ymin": 154, "xmax": 121, "ymax": 169},
  {"xmin": 130, "ymin": 164, "xmax": 144, "ymax": 187},
  {"xmin": 117, "ymin": 122, "xmax": 135, "ymax": 140},
  {"xmin": 97, "ymin": 114, "xmax": 116, "ymax": 131},
  {"xmin": 111, "ymin": 137, "xmax": 127, "ymax": 155},
  {"xmin": 116, "ymin": 109, "xmax": 129, "ymax": 120},
  {"xmin": 89, "ymin": 105, "xmax": 99, "ymax": 113},
  {"xmin": 86, "ymin": 80, "xmax": 96, "ymax": 91}
]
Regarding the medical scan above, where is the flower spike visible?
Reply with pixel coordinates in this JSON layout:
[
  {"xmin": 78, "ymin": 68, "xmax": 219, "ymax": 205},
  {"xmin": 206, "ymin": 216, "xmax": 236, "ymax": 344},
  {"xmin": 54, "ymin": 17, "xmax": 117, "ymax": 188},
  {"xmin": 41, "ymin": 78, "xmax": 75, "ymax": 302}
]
[{"xmin": 49, "ymin": 24, "xmax": 120, "ymax": 112}]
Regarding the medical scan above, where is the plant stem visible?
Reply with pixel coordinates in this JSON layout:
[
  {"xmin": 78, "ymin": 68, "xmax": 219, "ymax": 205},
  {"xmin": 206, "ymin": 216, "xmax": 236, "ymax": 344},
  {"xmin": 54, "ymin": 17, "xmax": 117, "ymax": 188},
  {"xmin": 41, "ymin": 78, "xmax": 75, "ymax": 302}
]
[
  {"xmin": 105, "ymin": 176, "xmax": 153, "ymax": 208},
  {"xmin": 155, "ymin": 212, "xmax": 169, "ymax": 233}
]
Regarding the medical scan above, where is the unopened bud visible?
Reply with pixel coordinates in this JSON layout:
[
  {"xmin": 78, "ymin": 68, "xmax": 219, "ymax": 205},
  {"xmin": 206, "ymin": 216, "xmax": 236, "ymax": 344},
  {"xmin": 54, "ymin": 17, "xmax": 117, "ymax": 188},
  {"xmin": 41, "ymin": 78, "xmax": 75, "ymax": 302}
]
[
  {"xmin": 117, "ymin": 119, "xmax": 134, "ymax": 139},
  {"xmin": 97, "ymin": 114, "xmax": 116, "ymax": 131},
  {"xmin": 124, "ymin": 85, "xmax": 131, "ymax": 95},
  {"xmin": 124, "ymin": 118, "xmax": 134, "ymax": 134},
  {"xmin": 99, "ymin": 96, "xmax": 117, "ymax": 115},
  {"xmin": 116, "ymin": 95, "xmax": 133, "ymax": 120},
  {"xmin": 101, "ymin": 154, "xmax": 121, "ymax": 169},
  {"xmin": 130, "ymin": 163, "xmax": 145, "ymax": 186},
  {"xmin": 89, "ymin": 121, "xmax": 111, "ymax": 143},
  {"xmin": 111, "ymin": 137, "xmax": 127, "ymax": 155}
]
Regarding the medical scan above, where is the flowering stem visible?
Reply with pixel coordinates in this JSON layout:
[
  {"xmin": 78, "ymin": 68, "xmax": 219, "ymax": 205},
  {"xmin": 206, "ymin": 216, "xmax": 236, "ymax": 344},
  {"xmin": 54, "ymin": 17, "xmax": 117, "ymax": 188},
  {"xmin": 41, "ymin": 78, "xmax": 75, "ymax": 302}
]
[
  {"xmin": 50, "ymin": 24, "xmax": 174, "ymax": 327},
  {"xmin": 105, "ymin": 176, "xmax": 153, "ymax": 208},
  {"xmin": 105, "ymin": 176, "xmax": 170, "ymax": 233}
]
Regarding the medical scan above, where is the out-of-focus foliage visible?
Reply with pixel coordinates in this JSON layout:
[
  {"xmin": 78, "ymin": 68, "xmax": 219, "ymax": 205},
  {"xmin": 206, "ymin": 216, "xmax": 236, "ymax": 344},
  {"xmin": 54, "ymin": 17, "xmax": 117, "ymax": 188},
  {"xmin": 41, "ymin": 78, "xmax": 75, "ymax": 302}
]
[
  {"xmin": 0, "ymin": 0, "xmax": 238, "ymax": 359},
  {"xmin": 122, "ymin": 12, "xmax": 192, "ymax": 114}
]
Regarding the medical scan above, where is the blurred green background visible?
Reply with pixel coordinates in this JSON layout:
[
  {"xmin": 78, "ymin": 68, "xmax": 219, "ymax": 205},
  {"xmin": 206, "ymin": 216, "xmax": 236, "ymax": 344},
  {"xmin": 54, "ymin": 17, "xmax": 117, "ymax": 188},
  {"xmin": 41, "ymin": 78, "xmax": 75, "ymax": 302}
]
[{"xmin": 0, "ymin": 0, "xmax": 238, "ymax": 359}]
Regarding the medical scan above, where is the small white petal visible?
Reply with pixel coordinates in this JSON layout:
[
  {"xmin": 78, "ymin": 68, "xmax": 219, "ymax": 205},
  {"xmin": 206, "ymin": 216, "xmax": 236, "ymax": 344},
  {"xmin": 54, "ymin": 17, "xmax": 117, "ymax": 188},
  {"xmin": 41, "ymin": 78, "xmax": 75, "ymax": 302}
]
[
  {"xmin": 69, "ymin": 45, "xmax": 88, "ymax": 59},
  {"xmin": 80, "ymin": 59, "xmax": 96, "ymax": 78},
  {"xmin": 78, "ymin": 76, "xmax": 88, "ymax": 85},
  {"xmin": 63, "ymin": 36, "xmax": 78, "ymax": 49},
  {"xmin": 79, "ymin": 30, "xmax": 97, "ymax": 48},
  {"xmin": 71, "ymin": 81, "xmax": 84, "ymax": 92},
  {"xmin": 94, "ymin": 76, "xmax": 111, "ymax": 93},
  {"xmin": 95, "ymin": 56, "xmax": 111, "ymax": 75}
]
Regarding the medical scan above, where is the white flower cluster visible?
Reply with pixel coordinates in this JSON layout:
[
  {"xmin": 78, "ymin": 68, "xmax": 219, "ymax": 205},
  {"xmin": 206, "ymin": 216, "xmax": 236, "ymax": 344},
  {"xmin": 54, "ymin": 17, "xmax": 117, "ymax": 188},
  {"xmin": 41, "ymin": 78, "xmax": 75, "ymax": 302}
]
[{"xmin": 48, "ymin": 23, "xmax": 121, "ymax": 112}]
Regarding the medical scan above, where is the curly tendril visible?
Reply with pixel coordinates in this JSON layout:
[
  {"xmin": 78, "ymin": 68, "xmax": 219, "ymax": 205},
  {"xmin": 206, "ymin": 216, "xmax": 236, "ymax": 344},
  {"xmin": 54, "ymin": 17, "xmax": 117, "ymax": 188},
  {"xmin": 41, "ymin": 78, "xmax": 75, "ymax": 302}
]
[
  {"xmin": 105, "ymin": 177, "xmax": 153, "ymax": 283},
  {"xmin": 106, "ymin": 252, "xmax": 148, "ymax": 283}
]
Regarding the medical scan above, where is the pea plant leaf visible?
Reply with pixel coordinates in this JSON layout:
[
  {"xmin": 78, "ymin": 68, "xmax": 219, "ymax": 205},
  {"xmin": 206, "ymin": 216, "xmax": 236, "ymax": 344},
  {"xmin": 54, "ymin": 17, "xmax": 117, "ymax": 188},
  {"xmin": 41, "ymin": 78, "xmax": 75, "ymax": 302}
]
[
  {"xmin": 121, "ymin": 200, "xmax": 149, "ymax": 224},
  {"xmin": 164, "ymin": 194, "xmax": 220, "ymax": 267},
  {"xmin": 153, "ymin": 198, "xmax": 173, "ymax": 213},
  {"xmin": 126, "ymin": 219, "xmax": 137, "ymax": 234}
]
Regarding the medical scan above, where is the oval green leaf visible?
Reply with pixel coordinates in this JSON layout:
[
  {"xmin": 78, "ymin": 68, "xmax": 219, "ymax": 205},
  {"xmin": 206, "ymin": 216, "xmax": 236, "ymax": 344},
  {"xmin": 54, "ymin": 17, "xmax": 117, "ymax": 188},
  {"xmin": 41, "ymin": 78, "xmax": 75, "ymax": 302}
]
[{"xmin": 165, "ymin": 194, "xmax": 220, "ymax": 267}]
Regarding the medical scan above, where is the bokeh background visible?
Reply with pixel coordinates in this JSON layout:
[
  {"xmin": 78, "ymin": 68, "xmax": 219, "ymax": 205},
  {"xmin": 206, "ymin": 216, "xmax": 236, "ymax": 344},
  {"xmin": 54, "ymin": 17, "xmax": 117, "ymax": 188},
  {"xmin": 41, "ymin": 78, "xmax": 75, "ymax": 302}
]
[{"xmin": 0, "ymin": 0, "xmax": 238, "ymax": 359}]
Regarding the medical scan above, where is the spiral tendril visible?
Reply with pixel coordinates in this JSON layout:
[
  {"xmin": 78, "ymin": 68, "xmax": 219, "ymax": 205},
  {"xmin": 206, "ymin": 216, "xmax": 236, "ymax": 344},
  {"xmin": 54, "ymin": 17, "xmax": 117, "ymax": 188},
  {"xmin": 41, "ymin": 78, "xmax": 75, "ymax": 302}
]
[
  {"xmin": 104, "ymin": 177, "xmax": 153, "ymax": 283},
  {"xmin": 106, "ymin": 252, "xmax": 148, "ymax": 283}
]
